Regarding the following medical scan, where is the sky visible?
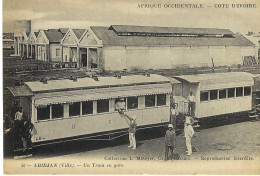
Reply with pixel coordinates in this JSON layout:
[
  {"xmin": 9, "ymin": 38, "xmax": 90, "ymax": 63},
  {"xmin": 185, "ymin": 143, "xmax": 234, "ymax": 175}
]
[{"xmin": 2, "ymin": 0, "xmax": 260, "ymax": 34}]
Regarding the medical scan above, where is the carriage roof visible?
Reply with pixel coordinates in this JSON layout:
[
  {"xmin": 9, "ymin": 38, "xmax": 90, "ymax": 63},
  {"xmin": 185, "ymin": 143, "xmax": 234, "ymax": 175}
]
[
  {"xmin": 19, "ymin": 74, "xmax": 170, "ymax": 93},
  {"xmin": 174, "ymin": 72, "xmax": 255, "ymax": 90}
]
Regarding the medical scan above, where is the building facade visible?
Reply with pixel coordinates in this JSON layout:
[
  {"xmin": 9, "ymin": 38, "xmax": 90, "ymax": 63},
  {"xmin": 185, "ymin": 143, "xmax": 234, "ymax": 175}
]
[
  {"xmin": 13, "ymin": 24, "xmax": 257, "ymax": 70},
  {"xmin": 35, "ymin": 29, "xmax": 68, "ymax": 63}
]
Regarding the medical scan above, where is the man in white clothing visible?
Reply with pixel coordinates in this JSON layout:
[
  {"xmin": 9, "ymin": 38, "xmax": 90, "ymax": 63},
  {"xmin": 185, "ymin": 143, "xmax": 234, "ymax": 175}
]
[{"xmin": 184, "ymin": 117, "xmax": 195, "ymax": 156}]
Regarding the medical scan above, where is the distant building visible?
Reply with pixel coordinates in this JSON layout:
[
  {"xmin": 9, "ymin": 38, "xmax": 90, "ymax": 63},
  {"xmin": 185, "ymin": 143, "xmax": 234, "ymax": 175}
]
[
  {"xmin": 61, "ymin": 25, "xmax": 256, "ymax": 70},
  {"xmin": 61, "ymin": 28, "xmax": 86, "ymax": 68},
  {"xmin": 245, "ymin": 31, "xmax": 260, "ymax": 62},
  {"xmin": 13, "ymin": 20, "xmax": 31, "ymax": 56},
  {"xmin": 13, "ymin": 24, "xmax": 257, "ymax": 70},
  {"xmin": 35, "ymin": 28, "xmax": 68, "ymax": 62},
  {"xmin": 3, "ymin": 33, "xmax": 14, "ymax": 49}
]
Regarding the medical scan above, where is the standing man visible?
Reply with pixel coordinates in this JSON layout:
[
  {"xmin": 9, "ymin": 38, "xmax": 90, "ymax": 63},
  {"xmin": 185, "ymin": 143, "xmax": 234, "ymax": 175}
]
[
  {"xmin": 15, "ymin": 106, "xmax": 23, "ymax": 121},
  {"xmin": 124, "ymin": 114, "xmax": 137, "ymax": 149},
  {"xmin": 187, "ymin": 91, "xmax": 195, "ymax": 117},
  {"xmin": 184, "ymin": 117, "xmax": 195, "ymax": 156},
  {"xmin": 165, "ymin": 124, "xmax": 176, "ymax": 160},
  {"xmin": 170, "ymin": 103, "xmax": 179, "ymax": 130}
]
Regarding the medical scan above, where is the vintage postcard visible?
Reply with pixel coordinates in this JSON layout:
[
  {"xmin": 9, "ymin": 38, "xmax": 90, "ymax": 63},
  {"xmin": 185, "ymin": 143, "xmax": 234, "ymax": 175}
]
[{"xmin": 2, "ymin": 0, "xmax": 260, "ymax": 174}]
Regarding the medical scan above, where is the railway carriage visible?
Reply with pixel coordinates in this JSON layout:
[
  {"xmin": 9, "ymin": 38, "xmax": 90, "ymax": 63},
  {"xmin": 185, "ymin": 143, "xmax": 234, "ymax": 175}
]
[
  {"xmin": 8, "ymin": 74, "xmax": 172, "ymax": 146},
  {"xmin": 173, "ymin": 72, "xmax": 256, "ymax": 119}
]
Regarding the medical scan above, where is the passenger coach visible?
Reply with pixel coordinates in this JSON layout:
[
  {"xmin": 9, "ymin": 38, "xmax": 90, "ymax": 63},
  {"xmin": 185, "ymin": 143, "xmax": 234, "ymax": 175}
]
[
  {"xmin": 8, "ymin": 74, "xmax": 172, "ymax": 146},
  {"xmin": 173, "ymin": 72, "xmax": 256, "ymax": 118}
]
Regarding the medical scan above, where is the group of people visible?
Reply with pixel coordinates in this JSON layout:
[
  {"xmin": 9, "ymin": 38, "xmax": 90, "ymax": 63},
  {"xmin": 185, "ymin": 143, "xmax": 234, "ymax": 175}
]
[
  {"xmin": 4, "ymin": 106, "xmax": 34, "ymax": 156},
  {"xmin": 164, "ymin": 115, "xmax": 195, "ymax": 160},
  {"xmin": 115, "ymin": 95, "xmax": 196, "ymax": 160}
]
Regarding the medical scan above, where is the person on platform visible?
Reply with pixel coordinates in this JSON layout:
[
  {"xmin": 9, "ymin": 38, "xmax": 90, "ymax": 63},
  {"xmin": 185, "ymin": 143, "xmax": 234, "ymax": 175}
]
[
  {"xmin": 170, "ymin": 103, "xmax": 179, "ymax": 130},
  {"xmin": 124, "ymin": 114, "xmax": 137, "ymax": 149},
  {"xmin": 15, "ymin": 106, "xmax": 23, "ymax": 121},
  {"xmin": 164, "ymin": 124, "xmax": 176, "ymax": 160},
  {"xmin": 187, "ymin": 91, "xmax": 196, "ymax": 117},
  {"xmin": 184, "ymin": 117, "xmax": 195, "ymax": 156}
]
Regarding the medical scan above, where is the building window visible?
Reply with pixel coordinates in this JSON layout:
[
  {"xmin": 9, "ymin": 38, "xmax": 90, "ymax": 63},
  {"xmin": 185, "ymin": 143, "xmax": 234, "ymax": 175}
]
[
  {"xmin": 97, "ymin": 99, "xmax": 109, "ymax": 113},
  {"xmin": 219, "ymin": 89, "xmax": 227, "ymax": 99},
  {"xmin": 157, "ymin": 94, "xmax": 166, "ymax": 106},
  {"xmin": 69, "ymin": 102, "xmax": 80, "ymax": 116},
  {"xmin": 52, "ymin": 104, "xmax": 63, "ymax": 119},
  {"xmin": 210, "ymin": 90, "xmax": 218, "ymax": 100},
  {"xmin": 37, "ymin": 105, "xmax": 50, "ymax": 121},
  {"xmin": 236, "ymin": 87, "xmax": 243, "ymax": 97},
  {"xmin": 145, "ymin": 95, "xmax": 155, "ymax": 107},
  {"xmin": 244, "ymin": 87, "xmax": 251, "ymax": 96},
  {"xmin": 127, "ymin": 97, "xmax": 138, "ymax": 109},
  {"xmin": 82, "ymin": 101, "xmax": 93, "ymax": 115},
  {"xmin": 228, "ymin": 88, "xmax": 235, "ymax": 98},
  {"xmin": 56, "ymin": 48, "xmax": 60, "ymax": 57},
  {"xmin": 200, "ymin": 91, "xmax": 209, "ymax": 102}
]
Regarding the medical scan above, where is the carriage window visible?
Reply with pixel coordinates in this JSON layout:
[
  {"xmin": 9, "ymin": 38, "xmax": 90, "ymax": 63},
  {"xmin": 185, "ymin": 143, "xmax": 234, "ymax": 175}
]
[
  {"xmin": 236, "ymin": 87, "xmax": 243, "ymax": 97},
  {"xmin": 210, "ymin": 90, "xmax": 218, "ymax": 100},
  {"xmin": 127, "ymin": 97, "xmax": 138, "ymax": 109},
  {"xmin": 244, "ymin": 87, "xmax": 251, "ymax": 96},
  {"xmin": 37, "ymin": 105, "xmax": 50, "ymax": 121},
  {"xmin": 200, "ymin": 91, "xmax": 209, "ymax": 102},
  {"xmin": 52, "ymin": 104, "xmax": 63, "ymax": 119},
  {"xmin": 82, "ymin": 101, "xmax": 93, "ymax": 115},
  {"xmin": 219, "ymin": 89, "xmax": 227, "ymax": 99},
  {"xmin": 228, "ymin": 88, "xmax": 235, "ymax": 98},
  {"xmin": 145, "ymin": 95, "xmax": 155, "ymax": 107},
  {"xmin": 157, "ymin": 94, "xmax": 166, "ymax": 106},
  {"xmin": 69, "ymin": 102, "xmax": 80, "ymax": 116},
  {"xmin": 97, "ymin": 99, "xmax": 109, "ymax": 113}
]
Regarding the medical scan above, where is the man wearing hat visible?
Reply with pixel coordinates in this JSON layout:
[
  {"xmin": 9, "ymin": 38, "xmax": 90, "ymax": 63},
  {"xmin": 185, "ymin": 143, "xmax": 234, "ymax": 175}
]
[
  {"xmin": 128, "ymin": 116, "xmax": 137, "ymax": 149},
  {"xmin": 184, "ymin": 116, "xmax": 195, "ymax": 156},
  {"xmin": 164, "ymin": 124, "xmax": 176, "ymax": 160},
  {"xmin": 187, "ymin": 91, "xmax": 195, "ymax": 117},
  {"xmin": 115, "ymin": 98, "xmax": 126, "ymax": 114}
]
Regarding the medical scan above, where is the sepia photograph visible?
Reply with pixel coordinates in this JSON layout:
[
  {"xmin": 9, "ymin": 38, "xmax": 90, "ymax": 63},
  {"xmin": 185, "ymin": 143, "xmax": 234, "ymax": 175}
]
[{"xmin": 2, "ymin": 0, "xmax": 260, "ymax": 174}]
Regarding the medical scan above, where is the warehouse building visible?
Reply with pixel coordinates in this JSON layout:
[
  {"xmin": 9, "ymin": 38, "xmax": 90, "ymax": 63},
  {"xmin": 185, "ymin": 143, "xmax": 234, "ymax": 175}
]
[{"xmin": 90, "ymin": 25, "xmax": 257, "ymax": 70}]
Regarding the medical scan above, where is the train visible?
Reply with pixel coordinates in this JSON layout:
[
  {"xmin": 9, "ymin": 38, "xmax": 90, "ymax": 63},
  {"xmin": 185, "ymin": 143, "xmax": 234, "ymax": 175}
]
[{"xmin": 6, "ymin": 72, "xmax": 259, "ymax": 152}]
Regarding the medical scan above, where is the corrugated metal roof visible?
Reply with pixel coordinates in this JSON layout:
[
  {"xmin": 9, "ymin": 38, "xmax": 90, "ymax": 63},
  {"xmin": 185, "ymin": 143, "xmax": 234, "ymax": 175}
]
[
  {"xmin": 91, "ymin": 26, "xmax": 255, "ymax": 47},
  {"xmin": 44, "ymin": 29, "xmax": 64, "ymax": 43},
  {"xmin": 72, "ymin": 29, "xmax": 86, "ymax": 39},
  {"xmin": 110, "ymin": 25, "xmax": 234, "ymax": 35},
  {"xmin": 25, "ymin": 74, "xmax": 170, "ymax": 93}
]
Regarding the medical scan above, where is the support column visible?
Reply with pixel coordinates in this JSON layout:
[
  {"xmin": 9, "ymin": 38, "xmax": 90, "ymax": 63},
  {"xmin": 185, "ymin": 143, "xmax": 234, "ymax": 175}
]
[
  {"xmin": 22, "ymin": 44, "xmax": 25, "ymax": 57},
  {"xmin": 86, "ymin": 47, "xmax": 89, "ymax": 70},
  {"xmin": 76, "ymin": 46, "xmax": 80, "ymax": 68},
  {"xmin": 31, "ymin": 44, "xmax": 33, "ymax": 58},
  {"xmin": 26, "ymin": 44, "xmax": 29, "ymax": 58}
]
